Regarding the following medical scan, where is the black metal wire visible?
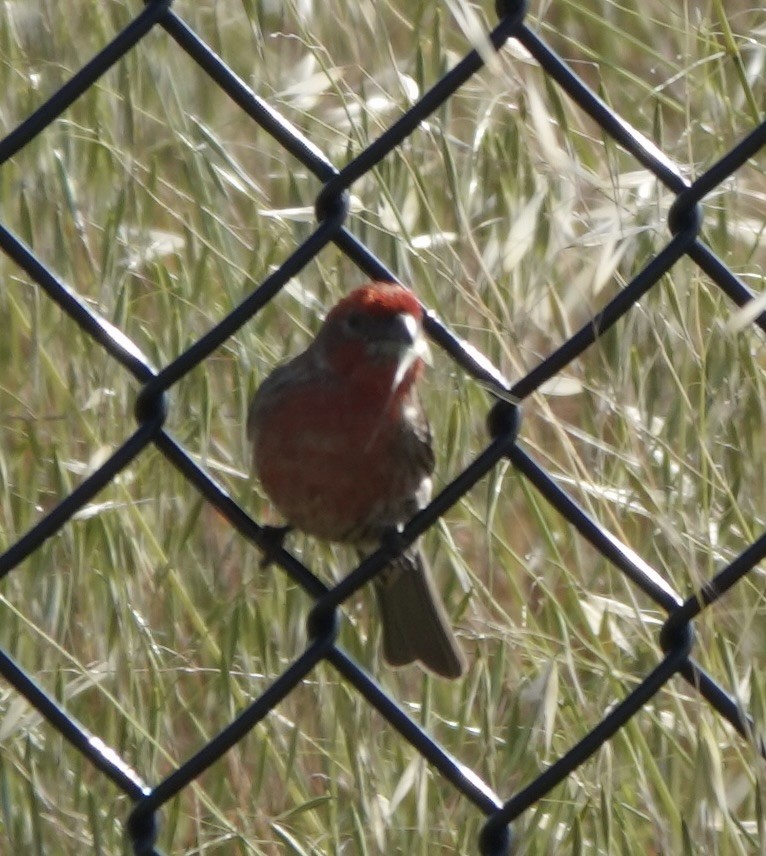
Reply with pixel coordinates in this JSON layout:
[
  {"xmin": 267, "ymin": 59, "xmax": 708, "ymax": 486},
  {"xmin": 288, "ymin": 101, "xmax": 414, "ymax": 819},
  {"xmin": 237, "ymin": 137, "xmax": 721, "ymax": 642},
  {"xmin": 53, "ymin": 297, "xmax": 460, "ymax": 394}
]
[{"xmin": 1, "ymin": 0, "xmax": 765, "ymax": 853}]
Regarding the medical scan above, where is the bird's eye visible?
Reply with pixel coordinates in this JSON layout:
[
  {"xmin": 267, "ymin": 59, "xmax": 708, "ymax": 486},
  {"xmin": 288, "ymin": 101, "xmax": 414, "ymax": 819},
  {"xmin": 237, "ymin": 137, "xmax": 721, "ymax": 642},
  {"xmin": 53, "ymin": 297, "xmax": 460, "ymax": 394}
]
[{"xmin": 343, "ymin": 312, "xmax": 366, "ymax": 333}]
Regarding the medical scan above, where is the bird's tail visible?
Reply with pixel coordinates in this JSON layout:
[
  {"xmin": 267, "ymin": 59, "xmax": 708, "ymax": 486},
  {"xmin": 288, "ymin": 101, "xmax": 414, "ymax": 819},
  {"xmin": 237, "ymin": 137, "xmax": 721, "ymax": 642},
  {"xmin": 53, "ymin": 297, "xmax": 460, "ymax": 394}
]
[{"xmin": 374, "ymin": 547, "xmax": 466, "ymax": 679}]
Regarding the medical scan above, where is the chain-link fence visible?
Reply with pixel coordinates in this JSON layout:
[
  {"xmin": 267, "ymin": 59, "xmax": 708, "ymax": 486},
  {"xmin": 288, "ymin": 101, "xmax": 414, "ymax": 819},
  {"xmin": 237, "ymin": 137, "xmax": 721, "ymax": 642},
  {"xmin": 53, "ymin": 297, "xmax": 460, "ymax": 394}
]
[{"xmin": 2, "ymin": 1, "xmax": 766, "ymax": 853}]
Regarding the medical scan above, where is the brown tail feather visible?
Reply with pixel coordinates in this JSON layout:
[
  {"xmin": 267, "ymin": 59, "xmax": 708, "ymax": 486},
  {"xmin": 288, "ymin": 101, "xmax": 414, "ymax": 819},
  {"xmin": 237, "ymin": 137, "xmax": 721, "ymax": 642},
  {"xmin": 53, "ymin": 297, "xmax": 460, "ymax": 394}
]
[{"xmin": 374, "ymin": 548, "xmax": 466, "ymax": 679}]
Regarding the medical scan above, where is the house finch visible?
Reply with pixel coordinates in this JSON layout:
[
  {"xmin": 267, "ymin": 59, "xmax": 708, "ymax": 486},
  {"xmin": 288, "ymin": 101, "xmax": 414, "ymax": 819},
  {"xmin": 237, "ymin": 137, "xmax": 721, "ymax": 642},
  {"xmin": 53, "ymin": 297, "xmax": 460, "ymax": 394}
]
[{"xmin": 247, "ymin": 282, "xmax": 466, "ymax": 678}]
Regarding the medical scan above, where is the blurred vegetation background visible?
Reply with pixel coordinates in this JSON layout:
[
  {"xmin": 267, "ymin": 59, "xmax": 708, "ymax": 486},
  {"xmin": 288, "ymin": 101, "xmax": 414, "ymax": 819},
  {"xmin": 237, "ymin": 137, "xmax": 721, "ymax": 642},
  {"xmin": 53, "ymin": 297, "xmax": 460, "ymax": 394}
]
[{"xmin": 1, "ymin": 0, "xmax": 766, "ymax": 853}]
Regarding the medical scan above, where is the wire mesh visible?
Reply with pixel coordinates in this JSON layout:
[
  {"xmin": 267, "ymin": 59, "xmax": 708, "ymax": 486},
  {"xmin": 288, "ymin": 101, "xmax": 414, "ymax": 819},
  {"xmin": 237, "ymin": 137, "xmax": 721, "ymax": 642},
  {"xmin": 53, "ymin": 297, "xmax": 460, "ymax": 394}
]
[{"xmin": 1, "ymin": 1, "xmax": 766, "ymax": 854}]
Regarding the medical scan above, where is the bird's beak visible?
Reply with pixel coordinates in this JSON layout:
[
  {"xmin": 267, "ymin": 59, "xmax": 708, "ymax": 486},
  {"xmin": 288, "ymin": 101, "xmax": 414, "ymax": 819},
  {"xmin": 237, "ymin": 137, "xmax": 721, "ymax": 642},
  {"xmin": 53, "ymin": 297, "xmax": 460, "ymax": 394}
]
[{"xmin": 392, "ymin": 313, "xmax": 431, "ymax": 391}]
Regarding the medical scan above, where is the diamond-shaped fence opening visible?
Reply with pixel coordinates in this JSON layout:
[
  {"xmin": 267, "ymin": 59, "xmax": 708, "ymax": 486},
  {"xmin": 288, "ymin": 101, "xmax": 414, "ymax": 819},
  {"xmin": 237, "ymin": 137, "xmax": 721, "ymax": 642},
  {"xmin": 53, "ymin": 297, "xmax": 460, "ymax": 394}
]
[{"xmin": 2, "ymin": 1, "xmax": 766, "ymax": 854}]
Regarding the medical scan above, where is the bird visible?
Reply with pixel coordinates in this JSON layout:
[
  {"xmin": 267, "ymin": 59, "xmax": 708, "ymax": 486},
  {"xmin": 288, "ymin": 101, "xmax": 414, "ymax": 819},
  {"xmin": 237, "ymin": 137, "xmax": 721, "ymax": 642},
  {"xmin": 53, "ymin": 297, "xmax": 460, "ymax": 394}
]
[{"xmin": 247, "ymin": 281, "xmax": 466, "ymax": 678}]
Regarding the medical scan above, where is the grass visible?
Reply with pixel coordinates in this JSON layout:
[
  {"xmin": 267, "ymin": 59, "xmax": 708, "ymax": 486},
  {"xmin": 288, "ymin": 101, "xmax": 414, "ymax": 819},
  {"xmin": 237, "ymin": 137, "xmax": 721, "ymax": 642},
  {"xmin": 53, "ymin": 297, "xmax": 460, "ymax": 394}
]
[{"xmin": 1, "ymin": 0, "xmax": 766, "ymax": 853}]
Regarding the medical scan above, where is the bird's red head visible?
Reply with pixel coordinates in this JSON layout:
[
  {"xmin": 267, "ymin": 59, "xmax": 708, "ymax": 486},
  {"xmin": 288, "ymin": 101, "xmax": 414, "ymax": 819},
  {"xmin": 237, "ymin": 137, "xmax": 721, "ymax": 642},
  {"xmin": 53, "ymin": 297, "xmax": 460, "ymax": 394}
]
[
  {"xmin": 316, "ymin": 282, "xmax": 428, "ymax": 387},
  {"xmin": 326, "ymin": 282, "xmax": 423, "ymax": 325}
]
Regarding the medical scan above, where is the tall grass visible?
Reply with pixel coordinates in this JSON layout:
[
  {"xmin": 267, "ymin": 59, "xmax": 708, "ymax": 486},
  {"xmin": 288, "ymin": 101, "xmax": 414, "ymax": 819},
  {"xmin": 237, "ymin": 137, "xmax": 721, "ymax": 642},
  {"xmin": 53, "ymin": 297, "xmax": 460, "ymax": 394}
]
[{"xmin": 1, "ymin": 0, "xmax": 765, "ymax": 852}]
